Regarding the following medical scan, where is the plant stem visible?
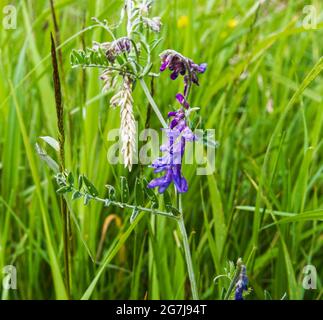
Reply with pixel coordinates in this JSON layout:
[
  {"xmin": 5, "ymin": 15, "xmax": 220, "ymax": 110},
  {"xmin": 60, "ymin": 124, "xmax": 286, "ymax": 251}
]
[
  {"xmin": 63, "ymin": 184, "xmax": 179, "ymax": 221},
  {"xmin": 96, "ymin": 196, "xmax": 179, "ymax": 220},
  {"xmin": 139, "ymin": 78, "xmax": 167, "ymax": 128},
  {"xmin": 177, "ymin": 195, "xmax": 199, "ymax": 300},
  {"xmin": 61, "ymin": 199, "xmax": 70, "ymax": 297}
]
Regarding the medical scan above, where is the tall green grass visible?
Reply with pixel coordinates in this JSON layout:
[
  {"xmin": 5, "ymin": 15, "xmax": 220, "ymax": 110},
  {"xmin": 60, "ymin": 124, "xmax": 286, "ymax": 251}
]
[{"xmin": 0, "ymin": 0, "xmax": 322, "ymax": 300}]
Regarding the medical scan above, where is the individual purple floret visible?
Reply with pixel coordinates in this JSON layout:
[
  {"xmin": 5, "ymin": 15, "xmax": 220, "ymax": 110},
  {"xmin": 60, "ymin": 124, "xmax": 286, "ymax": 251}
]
[
  {"xmin": 235, "ymin": 265, "xmax": 248, "ymax": 300},
  {"xmin": 175, "ymin": 93, "xmax": 190, "ymax": 109},
  {"xmin": 160, "ymin": 50, "xmax": 207, "ymax": 95},
  {"xmin": 147, "ymin": 102, "xmax": 195, "ymax": 194}
]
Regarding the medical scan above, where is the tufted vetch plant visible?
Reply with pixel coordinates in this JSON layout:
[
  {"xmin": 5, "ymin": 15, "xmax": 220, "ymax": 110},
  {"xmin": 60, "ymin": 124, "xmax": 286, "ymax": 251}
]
[{"xmin": 43, "ymin": 0, "xmax": 211, "ymax": 300}]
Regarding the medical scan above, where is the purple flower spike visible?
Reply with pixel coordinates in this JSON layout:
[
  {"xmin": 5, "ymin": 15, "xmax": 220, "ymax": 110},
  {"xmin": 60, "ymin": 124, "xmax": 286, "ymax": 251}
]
[{"xmin": 147, "ymin": 107, "xmax": 194, "ymax": 194}]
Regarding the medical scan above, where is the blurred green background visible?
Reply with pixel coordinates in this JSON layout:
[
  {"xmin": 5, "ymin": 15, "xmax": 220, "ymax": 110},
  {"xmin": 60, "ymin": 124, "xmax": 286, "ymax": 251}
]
[{"xmin": 0, "ymin": 0, "xmax": 322, "ymax": 299}]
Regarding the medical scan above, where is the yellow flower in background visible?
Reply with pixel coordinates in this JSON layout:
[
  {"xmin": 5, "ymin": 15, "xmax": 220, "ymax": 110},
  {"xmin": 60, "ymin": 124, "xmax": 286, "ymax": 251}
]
[
  {"xmin": 177, "ymin": 15, "xmax": 189, "ymax": 28},
  {"xmin": 227, "ymin": 18, "xmax": 238, "ymax": 29}
]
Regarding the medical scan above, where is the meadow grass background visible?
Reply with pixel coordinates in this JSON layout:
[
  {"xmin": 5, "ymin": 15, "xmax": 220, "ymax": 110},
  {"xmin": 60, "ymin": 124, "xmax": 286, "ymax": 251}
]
[{"xmin": 0, "ymin": 0, "xmax": 322, "ymax": 300}]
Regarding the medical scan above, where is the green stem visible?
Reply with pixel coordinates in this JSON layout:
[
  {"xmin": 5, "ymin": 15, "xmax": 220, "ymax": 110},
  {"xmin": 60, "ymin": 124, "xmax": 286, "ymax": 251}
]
[
  {"xmin": 139, "ymin": 78, "xmax": 167, "ymax": 128},
  {"xmin": 177, "ymin": 195, "xmax": 199, "ymax": 300},
  {"xmin": 177, "ymin": 218, "xmax": 199, "ymax": 299},
  {"xmin": 66, "ymin": 185, "xmax": 179, "ymax": 221},
  {"xmin": 224, "ymin": 262, "xmax": 241, "ymax": 300},
  {"xmin": 97, "ymin": 197, "xmax": 178, "ymax": 220},
  {"xmin": 61, "ymin": 198, "xmax": 71, "ymax": 298},
  {"xmin": 91, "ymin": 17, "xmax": 116, "ymax": 41}
]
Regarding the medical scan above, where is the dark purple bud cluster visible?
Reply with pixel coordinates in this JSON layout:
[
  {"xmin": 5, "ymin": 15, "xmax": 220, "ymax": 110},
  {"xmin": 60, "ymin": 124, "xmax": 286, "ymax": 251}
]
[{"xmin": 160, "ymin": 50, "xmax": 207, "ymax": 95}]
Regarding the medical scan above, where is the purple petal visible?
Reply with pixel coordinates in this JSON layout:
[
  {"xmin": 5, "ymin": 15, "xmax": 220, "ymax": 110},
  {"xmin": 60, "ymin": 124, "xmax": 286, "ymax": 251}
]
[
  {"xmin": 168, "ymin": 111, "xmax": 177, "ymax": 117},
  {"xmin": 154, "ymin": 167, "xmax": 167, "ymax": 173},
  {"xmin": 160, "ymin": 60, "xmax": 168, "ymax": 72},
  {"xmin": 162, "ymin": 128, "xmax": 177, "ymax": 138},
  {"xmin": 176, "ymin": 93, "xmax": 185, "ymax": 104},
  {"xmin": 183, "ymin": 101, "xmax": 189, "ymax": 109},
  {"xmin": 192, "ymin": 73, "xmax": 199, "ymax": 85},
  {"xmin": 147, "ymin": 176, "xmax": 168, "ymax": 188},
  {"xmin": 172, "ymin": 165, "xmax": 188, "ymax": 193},
  {"xmin": 147, "ymin": 170, "xmax": 173, "ymax": 193},
  {"xmin": 166, "ymin": 128, "xmax": 181, "ymax": 139},
  {"xmin": 197, "ymin": 63, "xmax": 207, "ymax": 73},
  {"xmin": 182, "ymin": 127, "xmax": 195, "ymax": 141},
  {"xmin": 170, "ymin": 71, "xmax": 179, "ymax": 80},
  {"xmin": 152, "ymin": 164, "xmax": 167, "ymax": 173},
  {"xmin": 160, "ymin": 142, "xmax": 170, "ymax": 152},
  {"xmin": 176, "ymin": 93, "xmax": 190, "ymax": 109},
  {"xmin": 175, "ymin": 119, "xmax": 186, "ymax": 132},
  {"xmin": 152, "ymin": 155, "xmax": 169, "ymax": 170},
  {"xmin": 158, "ymin": 183, "xmax": 171, "ymax": 193},
  {"xmin": 170, "ymin": 144, "xmax": 184, "ymax": 164},
  {"xmin": 170, "ymin": 119, "xmax": 178, "ymax": 129}
]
